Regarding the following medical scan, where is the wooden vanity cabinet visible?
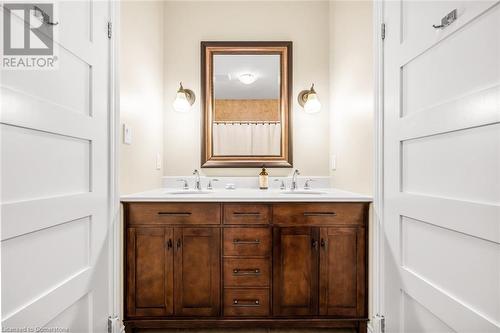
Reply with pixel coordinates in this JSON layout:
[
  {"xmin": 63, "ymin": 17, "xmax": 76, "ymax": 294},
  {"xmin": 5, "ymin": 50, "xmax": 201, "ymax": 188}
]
[
  {"xmin": 123, "ymin": 201, "xmax": 369, "ymax": 333},
  {"xmin": 126, "ymin": 226, "xmax": 220, "ymax": 318},
  {"xmin": 273, "ymin": 226, "xmax": 366, "ymax": 318},
  {"xmin": 126, "ymin": 227, "xmax": 174, "ymax": 317},
  {"xmin": 273, "ymin": 227, "xmax": 319, "ymax": 316},
  {"xmin": 174, "ymin": 227, "xmax": 220, "ymax": 316},
  {"xmin": 319, "ymin": 226, "xmax": 366, "ymax": 317}
]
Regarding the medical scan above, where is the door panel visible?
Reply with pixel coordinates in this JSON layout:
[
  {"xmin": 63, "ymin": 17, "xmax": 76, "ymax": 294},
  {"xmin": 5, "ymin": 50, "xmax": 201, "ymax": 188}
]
[
  {"xmin": 383, "ymin": 1, "xmax": 500, "ymax": 332},
  {"xmin": 273, "ymin": 227, "xmax": 319, "ymax": 316},
  {"xmin": 1, "ymin": 1, "xmax": 110, "ymax": 331},
  {"xmin": 402, "ymin": 124, "xmax": 500, "ymax": 203},
  {"xmin": 174, "ymin": 227, "xmax": 220, "ymax": 316},
  {"xmin": 126, "ymin": 227, "xmax": 173, "ymax": 317},
  {"xmin": 401, "ymin": 1, "xmax": 500, "ymax": 117},
  {"xmin": 319, "ymin": 227, "xmax": 366, "ymax": 317}
]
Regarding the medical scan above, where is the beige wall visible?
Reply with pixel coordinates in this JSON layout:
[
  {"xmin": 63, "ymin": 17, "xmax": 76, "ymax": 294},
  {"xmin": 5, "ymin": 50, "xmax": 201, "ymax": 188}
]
[
  {"xmin": 329, "ymin": 1, "xmax": 374, "ymax": 195},
  {"xmin": 120, "ymin": 0, "xmax": 374, "ymax": 195},
  {"xmin": 163, "ymin": 1, "xmax": 331, "ymax": 177},
  {"xmin": 119, "ymin": 1, "xmax": 165, "ymax": 194}
]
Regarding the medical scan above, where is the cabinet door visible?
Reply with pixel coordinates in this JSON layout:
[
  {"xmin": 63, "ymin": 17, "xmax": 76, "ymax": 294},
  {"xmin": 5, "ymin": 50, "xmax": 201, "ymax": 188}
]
[
  {"xmin": 319, "ymin": 227, "xmax": 366, "ymax": 317},
  {"xmin": 126, "ymin": 227, "xmax": 174, "ymax": 317},
  {"xmin": 174, "ymin": 227, "xmax": 220, "ymax": 316},
  {"xmin": 273, "ymin": 227, "xmax": 319, "ymax": 316}
]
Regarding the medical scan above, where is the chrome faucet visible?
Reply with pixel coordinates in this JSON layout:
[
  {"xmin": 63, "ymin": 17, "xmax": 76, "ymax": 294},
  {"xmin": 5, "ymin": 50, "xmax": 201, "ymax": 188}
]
[
  {"xmin": 193, "ymin": 169, "xmax": 201, "ymax": 190},
  {"xmin": 291, "ymin": 169, "xmax": 300, "ymax": 190}
]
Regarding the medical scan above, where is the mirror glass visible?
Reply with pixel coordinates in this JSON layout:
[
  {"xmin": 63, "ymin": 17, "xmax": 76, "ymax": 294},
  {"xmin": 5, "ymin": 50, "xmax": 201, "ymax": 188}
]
[
  {"xmin": 201, "ymin": 42, "xmax": 292, "ymax": 168},
  {"xmin": 212, "ymin": 54, "xmax": 281, "ymax": 156}
]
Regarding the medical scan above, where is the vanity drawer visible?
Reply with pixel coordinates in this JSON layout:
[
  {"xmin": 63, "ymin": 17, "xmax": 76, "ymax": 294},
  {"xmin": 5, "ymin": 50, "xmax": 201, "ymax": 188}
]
[
  {"xmin": 224, "ymin": 258, "xmax": 270, "ymax": 287},
  {"xmin": 223, "ymin": 288, "xmax": 270, "ymax": 317},
  {"xmin": 223, "ymin": 228, "xmax": 271, "ymax": 257},
  {"xmin": 224, "ymin": 204, "xmax": 270, "ymax": 225},
  {"xmin": 126, "ymin": 202, "xmax": 221, "ymax": 225},
  {"xmin": 272, "ymin": 203, "xmax": 367, "ymax": 226}
]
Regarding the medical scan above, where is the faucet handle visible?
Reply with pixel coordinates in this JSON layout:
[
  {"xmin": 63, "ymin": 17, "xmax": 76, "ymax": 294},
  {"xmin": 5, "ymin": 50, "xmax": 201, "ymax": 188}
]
[
  {"xmin": 274, "ymin": 178, "xmax": 286, "ymax": 190},
  {"xmin": 207, "ymin": 178, "xmax": 219, "ymax": 190},
  {"xmin": 304, "ymin": 178, "xmax": 315, "ymax": 190},
  {"xmin": 176, "ymin": 178, "xmax": 189, "ymax": 190}
]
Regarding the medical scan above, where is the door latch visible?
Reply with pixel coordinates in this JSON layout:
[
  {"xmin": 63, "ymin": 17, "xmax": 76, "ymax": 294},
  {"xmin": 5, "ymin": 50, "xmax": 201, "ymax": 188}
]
[{"xmin": 433, "ymin": 9, "xmax": 457, "ymax": 29}]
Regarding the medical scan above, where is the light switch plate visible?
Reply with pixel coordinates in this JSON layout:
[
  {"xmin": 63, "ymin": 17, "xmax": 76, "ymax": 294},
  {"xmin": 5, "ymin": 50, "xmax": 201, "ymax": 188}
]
[{"xmin": 123, "ymin": 124, "xmax": 132, "ymax": 145}]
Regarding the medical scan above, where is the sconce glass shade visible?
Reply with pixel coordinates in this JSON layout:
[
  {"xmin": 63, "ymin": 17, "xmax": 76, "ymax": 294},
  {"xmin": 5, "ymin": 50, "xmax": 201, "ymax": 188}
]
[
  {"xmin": 304, "ymin": 92, "xmax": 321, "ymax": 114},
  {"xmin": 173, "ymin": 92, "xmax": 191, "ymax": 112},
  {"xmin": 172, "ymin": 82, "xmax": 195, "ymax": 112},
  {"xmin": 298, "ymin": 84, "xmax": 321, "ymax": 114}
]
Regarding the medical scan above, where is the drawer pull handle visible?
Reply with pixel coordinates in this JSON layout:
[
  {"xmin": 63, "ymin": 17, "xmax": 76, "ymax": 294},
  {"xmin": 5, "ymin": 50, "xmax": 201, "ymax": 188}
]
[
  {"xmin": 166, "ymin": 239, "xmax": 173, "ymax": 250},
  {"xmin": 233, "ymin": 299, "xmax": 260, "ymax": 307},
  {"xmin": 233, "ymin": 268, "xmax": 260, "ymax": 275},
  {"xmin": 158, "ymin": 212, "xmax": 192, "ymax": 216},
  {"xmin": 233, "ymin": 212, "xmax": 261, "ymax": 216},
  {"xmin": 233, "ymin": 239, "xmax": 260, "ymax": 245},
  {"xmin": 303, "ymin": 212, "xmax": 337, "ymax": 217}
]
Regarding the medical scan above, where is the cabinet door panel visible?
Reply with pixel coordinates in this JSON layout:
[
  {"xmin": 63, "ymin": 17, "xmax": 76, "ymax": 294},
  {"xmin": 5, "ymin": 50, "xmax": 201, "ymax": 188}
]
[
  {"xmin": 126, "ymin": 227, "xmax": 173, "ymax": 317},
  {"xmin": 319, "ymin": 227, "xmax": 366, "ymax": 317},
  {"xmin": 174, "ymin": 227, "xmax": 220, "ymax": 316},
  {"xmin": 273, "ymin": 227, "xmax": 319, "ymax": 316}
]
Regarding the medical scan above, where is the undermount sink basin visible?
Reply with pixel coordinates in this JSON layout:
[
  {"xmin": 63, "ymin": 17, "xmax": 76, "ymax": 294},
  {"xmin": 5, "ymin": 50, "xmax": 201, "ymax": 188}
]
[
  {"xmin": 167, "ymin": 190, "xmax": 212, "ymax": 195},
  {"xmin": 280, "ymin": 190, "xmax": 327, "ymax": 195}
]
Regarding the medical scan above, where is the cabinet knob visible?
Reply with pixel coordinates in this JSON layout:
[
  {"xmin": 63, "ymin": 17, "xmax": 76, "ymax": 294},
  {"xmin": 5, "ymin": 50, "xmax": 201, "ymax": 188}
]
[{"xmin": 166, "ymin": 239, "xmax": 173, "ymax": 249}]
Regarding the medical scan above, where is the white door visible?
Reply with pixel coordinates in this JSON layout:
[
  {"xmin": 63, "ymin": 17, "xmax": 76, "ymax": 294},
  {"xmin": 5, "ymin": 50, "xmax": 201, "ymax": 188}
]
[
  {"xmin": 1, "ymin": 1, "xmax": 111, "ymax": 331},
  {"xmin": 383, "ymin": 1, "xmax": 500, "ymax": 332}
]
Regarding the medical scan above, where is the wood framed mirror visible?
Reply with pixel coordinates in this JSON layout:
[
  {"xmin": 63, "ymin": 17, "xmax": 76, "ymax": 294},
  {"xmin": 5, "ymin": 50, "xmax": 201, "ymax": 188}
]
[{"xmin": 201, "ymin": 41, "xmax": 292, "ymax": 168}]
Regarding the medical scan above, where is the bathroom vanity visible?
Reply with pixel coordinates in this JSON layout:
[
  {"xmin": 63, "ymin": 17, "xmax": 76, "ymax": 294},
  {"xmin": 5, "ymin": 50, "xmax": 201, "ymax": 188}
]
[{"xmin": 121, "ymin": 189, "xmax": 371, "ymax": 333}]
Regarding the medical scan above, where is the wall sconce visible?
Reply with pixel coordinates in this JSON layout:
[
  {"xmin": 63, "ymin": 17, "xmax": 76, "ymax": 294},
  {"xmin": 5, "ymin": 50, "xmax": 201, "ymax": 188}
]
[
  {"xmin": 173, "ymin": 82, "xmax": 196, "ymax": 112},
  {"xmin": 298, "ymin": 84, "xmax": 321, "ymax": 114}
]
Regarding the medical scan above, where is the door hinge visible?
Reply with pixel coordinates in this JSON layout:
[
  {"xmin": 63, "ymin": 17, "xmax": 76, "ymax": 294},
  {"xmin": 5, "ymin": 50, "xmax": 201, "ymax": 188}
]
[
  {"xmin": 107, "ymin": 21, "xmax": 112, "ymax": 39},
  {"xmin": 107, "ymin": 315, "xmax": 119, "ymax": 333},
  {"xmin": 381, "ymin": 23, "xmax": 386, "ymax": 40},
  {"xmin": 379, "ymin": 314, "xmax": 386, "ymax": 333},
  {"xmin": 373, "ymin": 314, "xmax": 385, "ymax": 333}
]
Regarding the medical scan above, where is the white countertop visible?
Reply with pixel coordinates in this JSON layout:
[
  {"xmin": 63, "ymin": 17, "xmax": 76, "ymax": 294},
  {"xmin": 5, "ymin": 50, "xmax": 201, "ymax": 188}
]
[{"xmin": 120, "ymin": 188, "xmax": 372, "ymax": 202}]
